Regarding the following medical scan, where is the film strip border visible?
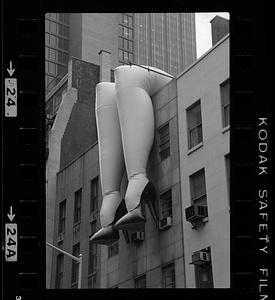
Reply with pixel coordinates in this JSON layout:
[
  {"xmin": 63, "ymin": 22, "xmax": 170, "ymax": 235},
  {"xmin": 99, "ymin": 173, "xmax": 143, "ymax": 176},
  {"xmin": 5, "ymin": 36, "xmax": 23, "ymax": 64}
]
[
  {"xmin": 231, "ymin": 11, "xmax": 271, "ymax": 300},
  {"xmin": 3, "ymin": 1, "xmax": 45, "ymax": 298},
  {"xmin": 2, "ymin": 5, "xmax": 272, "ymax": 300}
]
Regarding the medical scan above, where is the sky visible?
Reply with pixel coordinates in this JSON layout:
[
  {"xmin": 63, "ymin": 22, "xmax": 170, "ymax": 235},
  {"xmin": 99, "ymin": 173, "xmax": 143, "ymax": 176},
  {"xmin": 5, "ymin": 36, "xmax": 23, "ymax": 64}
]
[{"xmin": 195, "ymin": 12, "xmax": 230, "ymax": 58}]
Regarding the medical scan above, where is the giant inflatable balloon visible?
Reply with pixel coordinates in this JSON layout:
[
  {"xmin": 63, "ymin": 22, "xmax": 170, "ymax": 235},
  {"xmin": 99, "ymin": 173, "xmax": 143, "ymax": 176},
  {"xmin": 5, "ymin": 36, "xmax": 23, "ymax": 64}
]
[{"xmin": 91, "ymin": 65, "xmax": 173, "ymax": 245}]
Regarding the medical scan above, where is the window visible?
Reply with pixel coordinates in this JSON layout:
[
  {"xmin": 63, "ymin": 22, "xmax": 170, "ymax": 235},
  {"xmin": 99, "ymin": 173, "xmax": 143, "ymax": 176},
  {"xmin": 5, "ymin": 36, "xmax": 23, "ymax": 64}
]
[
  {"xmin": 158, "ymin": 123, "xmax": 170, "ymax": 161},
  {"xmin": 88, "ymin": 274, "xmax": 97, "ymax": 288},
  {"xmin": 160, "ymin": 189, "xmax": 172, "ymax": 219},
  {"xmin": 48, "ymin": 61, "xmax": 56, "ymax": 74},
  {"xmin": 108, "ymin": 241, "xmax": 119, "ymax": 258},
  {"xmin": 90, "ymin": 177, "xmax": 98, "ymax": 214},
  {"xmin": 194, "ymin": 248, "xmax": 214, "ymax": 288},
  {"xmin": 220, "ymin": 79, "xmax": 230, "ymax": 127},
  {"xmin": 88, "ymin": 221, "xmax": 97, "ymax": 274},
  {"xmin": 49, "ymin": 48, "xmax": 56, "ymax": 60},
  {"xmin": 74, "ymin": 189, "xmax": 82, "ymax": 224},
  {"xmin": 71, "ymin": 243, "xmax": 80, "ymax": 284},
  {"xmin": 187, "ymin": 100, "xmax": 203, "ymax": 149},
  {"xmin": 135, "ymin": 275, "xmax": 146, "ymax": 288},
  {"xmin": 55, "ymin": 254, "xmax": 64, "ymax": 288},
  {"xmin": 162, "ymin": 263, "xmax": 175, "ymax": 288},
  {"xmin": 225, "ymin": 154, "xmax": 230, "ymax": 204},
  {"xmin": 58, "ymin": 200, "xmax": 66, "ymax": 234},
  {"xmin": 190, "ymin": 169, "xmax": 207, "ymax": 206}
]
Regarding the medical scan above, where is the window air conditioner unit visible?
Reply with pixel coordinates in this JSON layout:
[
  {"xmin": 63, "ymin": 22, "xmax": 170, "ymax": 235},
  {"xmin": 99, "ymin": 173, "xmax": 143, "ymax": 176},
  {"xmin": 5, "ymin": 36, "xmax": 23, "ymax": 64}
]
[
  {"xmin": 191, "ymin": 251, "xmax": 210, "ymax": 265},
  {"xmin": 159, "ymin": 216, "xmax": 172, "ymax": 230},
  {"xmin": 185, "ymin": 204, "xmax": 208, "ymax": 225},
  {"xmin": 131, "ymin": 231, "xmax": 145, "ymax": 243}
]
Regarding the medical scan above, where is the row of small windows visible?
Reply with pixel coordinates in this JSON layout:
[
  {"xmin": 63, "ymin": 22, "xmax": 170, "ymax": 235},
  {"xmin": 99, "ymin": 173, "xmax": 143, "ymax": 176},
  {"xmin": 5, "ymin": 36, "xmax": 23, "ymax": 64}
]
[
  {"xmin": 120, "ymin": 13, "xmax": 133, "ymax": 28},
  {"xmin": 56, "ymin": 250, "xmax": 175, "ymax": 289},
  {"xmin": 45, "ymin": 33, "xmax": 69, "ymax": 51},
  {"xmin": 186, "ymin": 79, "xmax": 229, "ymax": 150},
  {"xmin": 45, "ymin": 20, "xmax": 69, "ymax": 37},
  {"xmin": 57, "ymin": 156, "xmax": 229, "ymax": 256},
  {"xmin": 154, "ymin": 79, "xmax": 228, "ymax": 154},
  {"xmin": 45, "ymin": 47, "xmax": 69, "ymax": 64},
  {"xmin": 119, "ymin": 50, "xmax": 134, "ymax": 63},
  {"xmin": 118, "ymin": 37, "xmax": 134, "ymax": 52},
  {"xmin": 119, "ymin": 25, "xmax": 133, "ymax": 39},
  {"xmin": 134, "ymin": 263, "xmax": 175, "ymax": 288}
]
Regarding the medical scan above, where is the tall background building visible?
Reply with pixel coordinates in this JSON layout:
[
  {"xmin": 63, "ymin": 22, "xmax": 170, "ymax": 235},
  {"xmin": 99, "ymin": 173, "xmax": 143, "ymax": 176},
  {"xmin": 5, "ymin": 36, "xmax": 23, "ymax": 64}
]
[
  {"xmin": 134, "ymin": 13, "xmax": 196, "ymax": 75},
  {"xmin": 45, "ymin": 13, "xmax": 197, "ymax": 94}
]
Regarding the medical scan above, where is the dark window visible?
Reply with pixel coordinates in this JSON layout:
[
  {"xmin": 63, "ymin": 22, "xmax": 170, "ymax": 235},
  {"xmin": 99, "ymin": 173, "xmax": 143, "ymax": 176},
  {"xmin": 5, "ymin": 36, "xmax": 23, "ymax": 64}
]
[
  {"xmin": 55, "ymin": 254, "xmax": 64, "ymax": 288},
  {"xmin": 135, "ymin": 275, "xmax": 146, "ymax": 288},
  {"xmin": 158, "ymin": 123, "xmax": 170, "ymax": 161},
  {"xmin": 90, "ymin": 177, "xmax": 99, "ymax": 214},
  {"xmin": 160, "ymin": 189, "xmax": 172, "ymax": 219},
  {"xmin": 108, "ymin": 241, "xmax": 119, "ymax": 258},
  {"xmin": 194, "ymin": 248, "xmax": 214, "ymax": 288},
  {"xmin": 50, "ymin": 21, "xmax": 57, "ymax": 34},
  {"xmin": 187, "ymin": 100, "xmax": 203, "ymax": 149},
  {"xmin": 88, "ymin": 274, "xmax": 97, "ymax": 288},
  {"xmin": 74, "ymin": 189, "xmax": 82, "ymax": 224},
  {"xmin": 162, "ymin": 263, "xmax": 175, "ymax": 288},
  {"xmin": 49, "ymin": 48, "xmax": 56, "ymax": 60},
  {"xmin": 190, "ymin": 169, "xmax": 207, "ymax": 206},
  {"xmin": 58, "ymin": 200, "xmax": 66, "ymax": 234},
  {"xmin": 88, "ymin": 221, "xmax": 97, "ymax": 274},
  {"xmin": 71, "ymin": 243, "xmax": 80, "ymax": 284},
  {"xmin": 220, "ymin": 79, "xmax": 230, "ymax": 127},
  {"xmin": 48, "ymin": 61, "xmax": 56, "ymax": 75}
]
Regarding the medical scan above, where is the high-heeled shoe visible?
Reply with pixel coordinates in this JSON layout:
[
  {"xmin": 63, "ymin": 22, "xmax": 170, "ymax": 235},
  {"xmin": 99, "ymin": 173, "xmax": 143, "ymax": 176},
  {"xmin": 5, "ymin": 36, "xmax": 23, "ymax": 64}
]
[
  {"xmin": 113, "ymin": 181, "xmax": 159, "ymax": 232},
  {"xmin": 90, "ymin": 199, "xmax": 127, "ymax": 245}
]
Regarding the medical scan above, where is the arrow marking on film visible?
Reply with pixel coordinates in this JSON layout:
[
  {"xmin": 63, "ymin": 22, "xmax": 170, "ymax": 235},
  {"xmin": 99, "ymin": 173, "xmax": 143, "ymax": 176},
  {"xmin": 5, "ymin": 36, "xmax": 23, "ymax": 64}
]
[
  {"xmin": 7, "ymin": 61, "xmax": 15, "ymax": 77},
  {"xmin": 7, "ymin": 206, "xmax": 15, "ymax": 222}
]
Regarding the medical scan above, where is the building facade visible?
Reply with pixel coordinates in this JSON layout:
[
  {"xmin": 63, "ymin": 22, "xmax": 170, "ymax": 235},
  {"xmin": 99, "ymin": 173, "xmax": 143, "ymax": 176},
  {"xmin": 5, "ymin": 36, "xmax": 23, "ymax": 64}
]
[
  {"xmin": 48, "ymin": 34, "xmax": 229, "ymax": 288},
  {"xmin": 134, "ymin": 13, "xmax": 196, "ymax": 76},
  {"xmin": 177, "ymin": 35, "xmax": 230, "ymax": 287},
  {"xmin": 45, "ymin": 13, "xmax": 197, "ymax": 94}
]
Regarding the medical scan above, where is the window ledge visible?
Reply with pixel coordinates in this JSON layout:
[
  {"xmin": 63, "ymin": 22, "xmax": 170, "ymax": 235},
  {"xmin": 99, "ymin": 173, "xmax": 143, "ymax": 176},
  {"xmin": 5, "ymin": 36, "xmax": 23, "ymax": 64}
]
[
  {"xmin": 222, "ymin": 125, "xmax": 230, "ymax": 133},
  {"xmin": 187, "ymin": 142, "xmax": 203, "ymax": 155}
]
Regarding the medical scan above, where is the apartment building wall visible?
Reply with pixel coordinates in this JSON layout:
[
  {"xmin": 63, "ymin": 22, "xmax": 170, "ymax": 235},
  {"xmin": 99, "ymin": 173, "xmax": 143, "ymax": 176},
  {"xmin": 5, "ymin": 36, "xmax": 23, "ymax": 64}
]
[
  {"xmin": 177, "ymin": 35, "xmax": 230, "ymax": 288},
  {"xmin": 51, "ymin": 143, "xmax": 101, "ymax": 288}
]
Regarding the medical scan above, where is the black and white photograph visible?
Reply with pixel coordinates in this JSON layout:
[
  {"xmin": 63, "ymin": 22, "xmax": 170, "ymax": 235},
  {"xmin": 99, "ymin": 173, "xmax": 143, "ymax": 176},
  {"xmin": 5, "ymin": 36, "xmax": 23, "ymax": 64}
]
[
  {"xmin": 2, "ymin": 1, "xmax": 272, "ymax": 299},
  {"xmin": 45, "ymin": 12, "xmax": 230, "ymax": 289}
]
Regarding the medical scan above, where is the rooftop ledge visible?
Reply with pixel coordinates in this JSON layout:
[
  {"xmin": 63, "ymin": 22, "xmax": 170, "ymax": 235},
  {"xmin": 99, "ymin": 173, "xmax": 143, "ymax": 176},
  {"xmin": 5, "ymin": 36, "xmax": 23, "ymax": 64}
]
[{"xmin": 176, "ymin": 33, "xmax": 229, "ymax": 80}]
